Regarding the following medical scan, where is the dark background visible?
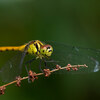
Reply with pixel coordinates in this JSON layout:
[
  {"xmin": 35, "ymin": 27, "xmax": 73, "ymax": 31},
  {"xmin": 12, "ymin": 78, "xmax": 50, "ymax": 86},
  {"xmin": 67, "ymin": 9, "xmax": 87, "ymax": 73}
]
[{"xmin": 0, "ymin": 0, "xmax": 100, "ymax": 100}]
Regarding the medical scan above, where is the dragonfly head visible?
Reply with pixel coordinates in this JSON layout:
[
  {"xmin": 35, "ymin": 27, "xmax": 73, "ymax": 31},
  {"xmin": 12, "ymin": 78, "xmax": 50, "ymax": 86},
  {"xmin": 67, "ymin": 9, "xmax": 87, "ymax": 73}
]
[{"xmin": 40, "ymin": 45, "xmax": 53, "ymax": 57}]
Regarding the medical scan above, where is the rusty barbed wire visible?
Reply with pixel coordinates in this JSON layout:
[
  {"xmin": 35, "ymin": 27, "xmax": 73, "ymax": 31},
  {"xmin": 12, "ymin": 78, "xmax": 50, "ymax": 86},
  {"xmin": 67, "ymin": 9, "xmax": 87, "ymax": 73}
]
[{"xmin": 0, "ymin": 64, "xmax": 88, "ymax": 95}]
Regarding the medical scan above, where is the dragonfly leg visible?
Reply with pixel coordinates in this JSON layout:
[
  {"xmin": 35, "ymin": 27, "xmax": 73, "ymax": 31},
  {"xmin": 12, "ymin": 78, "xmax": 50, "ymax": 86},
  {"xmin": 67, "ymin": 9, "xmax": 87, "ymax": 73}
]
[
  {"xmin": 25, "ymin": 65, "xmax": 29, "ymax": 74},
  {"xmin": 25, "ymin": 58, "xmax": 36, "ymax": 65},
  {"xmin": 43, "ymin": 58, "xmax": 59, "ymax": 70},
  {"xmin": 42, "ymin": 58, "xmax": 50, "ymax": 69},
  {"xmin": 45, "ymin": 59, "xmax": 59, "ymax": 64},
  {"xmin": 43, "ymin": 59, "xmax": 48, "ymax": 69},
  {"xmin": 25, "ymin": 58, "xmax": 36, "ymax": 73},
  {"xmin": 39, "ymin": 59, "xmax": 43, "ymax": 72},
  {"xmin": 43, "ymin": 59, "xmax": 49, "ymax": 69}
]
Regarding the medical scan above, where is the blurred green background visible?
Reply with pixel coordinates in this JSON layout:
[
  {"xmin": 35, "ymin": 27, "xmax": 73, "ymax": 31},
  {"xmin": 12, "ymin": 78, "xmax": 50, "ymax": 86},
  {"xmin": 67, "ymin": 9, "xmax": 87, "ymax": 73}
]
[{"xmin": 0, "ymin": 0, "xmax": 100, "ymax": 100}]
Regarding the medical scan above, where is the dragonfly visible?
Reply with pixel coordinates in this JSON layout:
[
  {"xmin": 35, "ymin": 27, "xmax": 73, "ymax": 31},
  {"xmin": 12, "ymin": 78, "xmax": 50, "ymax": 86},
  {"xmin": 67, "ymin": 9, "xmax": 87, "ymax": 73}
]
[{"xmin": 0, "ymin": 40, "xmax": 100, "ymax": 82}]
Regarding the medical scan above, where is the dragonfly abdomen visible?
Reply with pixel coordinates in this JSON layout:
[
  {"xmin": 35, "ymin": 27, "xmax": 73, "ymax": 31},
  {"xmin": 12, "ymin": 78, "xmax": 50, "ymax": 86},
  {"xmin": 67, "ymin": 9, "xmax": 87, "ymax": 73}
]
[{"xmin": 0, "ymin": 45, "xmax": 26, "ymax": 52}]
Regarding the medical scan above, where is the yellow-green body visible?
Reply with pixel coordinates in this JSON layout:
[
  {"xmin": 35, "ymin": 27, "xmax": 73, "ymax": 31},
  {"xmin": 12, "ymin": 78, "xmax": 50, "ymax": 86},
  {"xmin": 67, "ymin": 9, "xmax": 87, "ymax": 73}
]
[{"xmin": 0, "ymin": 40, "xmax": 53, "ymax": 59}]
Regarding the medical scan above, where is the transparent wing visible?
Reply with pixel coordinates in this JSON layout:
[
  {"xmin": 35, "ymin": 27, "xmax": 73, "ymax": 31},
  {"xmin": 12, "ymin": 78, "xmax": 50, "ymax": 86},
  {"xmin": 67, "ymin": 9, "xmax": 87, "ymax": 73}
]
[
  {"xmin": 0, "ymin": 51, "xmax": 26, "ymax": 82},
  {"xmin": 0, "ymin": 42, "xmax": 33, "ymax": 82},
  {"xmin": 46, "ymin": 41, "xmax": 100, "ymax": 74}
]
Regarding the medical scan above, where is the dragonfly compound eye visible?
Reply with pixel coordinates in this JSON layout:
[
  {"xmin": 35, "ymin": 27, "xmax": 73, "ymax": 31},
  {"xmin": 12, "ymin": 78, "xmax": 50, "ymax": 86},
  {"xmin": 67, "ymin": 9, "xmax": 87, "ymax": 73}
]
[{"xmin": 40, "ymin": 45, "xmax": 53, "ymax": 57}]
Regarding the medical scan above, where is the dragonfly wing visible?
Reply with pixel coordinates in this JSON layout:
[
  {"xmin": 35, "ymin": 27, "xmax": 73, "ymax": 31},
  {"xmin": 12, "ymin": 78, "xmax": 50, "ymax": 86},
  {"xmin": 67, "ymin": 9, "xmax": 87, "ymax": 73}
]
[
  {"xmin": 46, "ymin": 41, "xmax": 100, "ymax": 73},
  {"xmin": 0, "ymin": 42, "xmax": 32, "ymax": 82},
  {"xmin": 0, "ymin": 51, "xmax": 26, "ymax": 82}
]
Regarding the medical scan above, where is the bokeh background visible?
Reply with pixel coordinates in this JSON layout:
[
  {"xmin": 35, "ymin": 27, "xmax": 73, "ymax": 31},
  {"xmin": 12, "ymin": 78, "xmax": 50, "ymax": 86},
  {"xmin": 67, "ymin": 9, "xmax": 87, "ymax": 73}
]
[{"xmin": 0, "ymin": 0, "xmax": 100, "ymax": 100}]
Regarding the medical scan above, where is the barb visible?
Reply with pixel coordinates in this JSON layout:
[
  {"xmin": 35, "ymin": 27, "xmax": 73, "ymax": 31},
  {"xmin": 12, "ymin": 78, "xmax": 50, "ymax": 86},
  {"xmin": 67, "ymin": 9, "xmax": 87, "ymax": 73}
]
[{"xmin": 0, "ymin": 64, "xmax": 88, "ymax": 95}]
